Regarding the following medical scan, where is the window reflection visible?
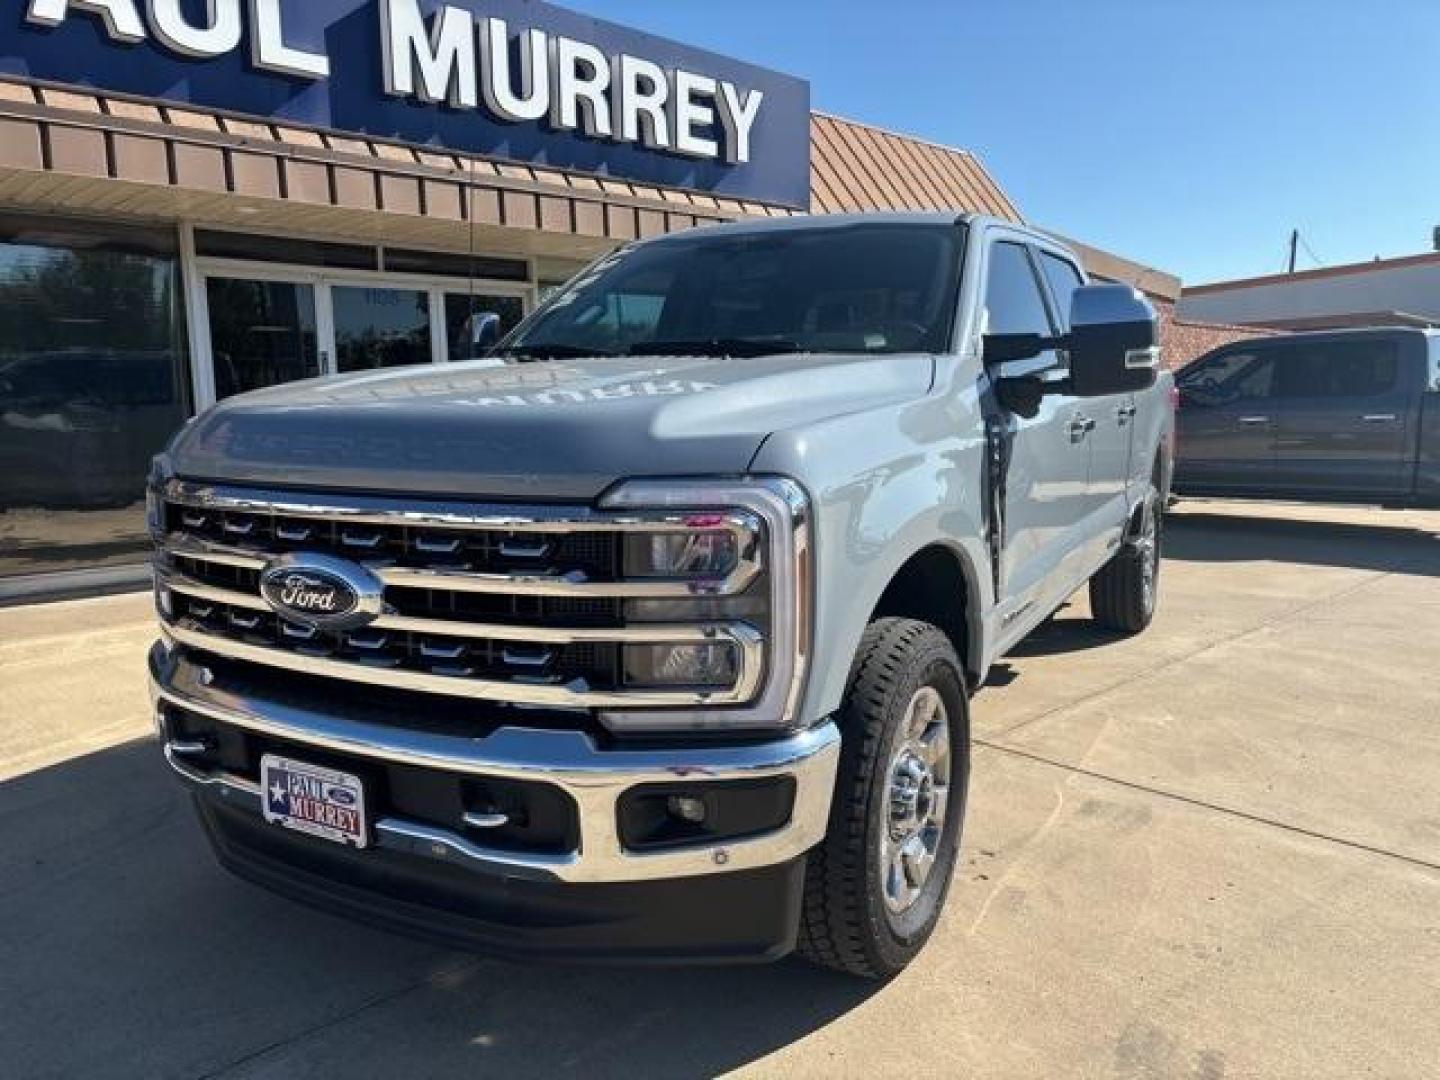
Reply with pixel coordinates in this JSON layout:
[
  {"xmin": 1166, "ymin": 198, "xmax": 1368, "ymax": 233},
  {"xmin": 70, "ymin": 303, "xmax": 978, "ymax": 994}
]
[
  {"xmin": 208, "ymin": 278, "xmax": 319, "ymax": 400},
  {"xmin": 0, "ymin": 217, "xmax": 189, "ymax": 579},
  {"xmin": 445, "ymin": 293, "xmax": 525, "ymax": 362},
  {"xmin": 334, "ymin": 286, "xmax": 432, "ymax": 372}
]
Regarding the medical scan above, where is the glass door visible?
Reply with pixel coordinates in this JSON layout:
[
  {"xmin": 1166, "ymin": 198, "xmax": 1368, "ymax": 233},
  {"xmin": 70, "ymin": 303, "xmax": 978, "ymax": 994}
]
[
  {"xmin": 205, "ymin": 276, "xmax": 320, "ymax": 401},
  {"xmin": 443, "ymin": 291, "xmax": 527, "ymax": 362},
  {"xmin": 195, "ymin": 258, "xmax": 534, "ymax": 407},
  {"xmin": 331, "ymin": 284, "xmax": 433, "ymax": 373}
]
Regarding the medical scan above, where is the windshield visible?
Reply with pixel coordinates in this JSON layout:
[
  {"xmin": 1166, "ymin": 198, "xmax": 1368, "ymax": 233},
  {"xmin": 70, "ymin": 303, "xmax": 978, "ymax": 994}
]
[{"xmin": 500, "ymin": 223, "xmax": 963, "ymax": 360}]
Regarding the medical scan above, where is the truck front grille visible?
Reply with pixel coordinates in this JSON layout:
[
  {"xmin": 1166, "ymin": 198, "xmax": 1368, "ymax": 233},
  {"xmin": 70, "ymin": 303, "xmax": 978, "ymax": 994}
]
[{"xmin": 152, "ymin": 481, "xmax": 765, "ymax": 710}]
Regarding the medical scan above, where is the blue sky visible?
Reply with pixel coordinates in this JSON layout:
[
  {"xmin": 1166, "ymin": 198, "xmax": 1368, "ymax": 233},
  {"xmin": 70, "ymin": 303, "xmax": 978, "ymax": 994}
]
[{"xmin": 558, "ymin": 0, "xmax": 1439, "ymax": 285}]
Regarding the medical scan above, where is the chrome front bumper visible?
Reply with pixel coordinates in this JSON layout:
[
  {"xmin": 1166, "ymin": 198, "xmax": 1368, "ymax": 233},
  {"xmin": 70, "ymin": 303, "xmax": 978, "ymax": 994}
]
[{"xmin": 149, "ymin": 642, "xmax": 840, "ymax": 885}]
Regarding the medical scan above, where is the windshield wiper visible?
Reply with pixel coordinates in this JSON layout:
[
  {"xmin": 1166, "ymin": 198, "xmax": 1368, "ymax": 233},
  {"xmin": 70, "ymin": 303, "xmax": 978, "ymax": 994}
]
[
  {"xmin": 629, "ymin": 338, "xmax": 804, "ymax": 358},
  {"xmin": 494, "ymin": 344, "xmax": 617, "ymax": 361}
]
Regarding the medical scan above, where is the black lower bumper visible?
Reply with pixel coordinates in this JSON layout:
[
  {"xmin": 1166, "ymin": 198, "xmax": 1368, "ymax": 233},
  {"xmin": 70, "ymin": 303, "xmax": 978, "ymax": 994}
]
[{"xmin": 194, "ymin": 790, "xmax": 807, "ymax": 965}]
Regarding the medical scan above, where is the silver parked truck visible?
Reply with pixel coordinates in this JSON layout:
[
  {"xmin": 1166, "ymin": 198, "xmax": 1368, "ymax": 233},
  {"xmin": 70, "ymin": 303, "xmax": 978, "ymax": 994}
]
[{"xmin": 148, "ymin": 214, "xmax": 1174, "ymax": 977}]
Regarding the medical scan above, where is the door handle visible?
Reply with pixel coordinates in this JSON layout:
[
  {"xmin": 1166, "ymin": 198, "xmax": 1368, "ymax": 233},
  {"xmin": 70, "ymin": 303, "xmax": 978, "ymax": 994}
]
[
  {"xmin": 1067, "ymin": 416, "xmax": 1096, "ymax": 441},
  {"xmin": 1116, "ymin": 403, "xmax": 1138, "ymax": 422},
  {"xmin": 1360, "ymin": 413, "xmax": 1397, "ymax": 423},
  {"xmin": 1236, "ymin": 416, "xmax": 1270, "ymax": 425}
]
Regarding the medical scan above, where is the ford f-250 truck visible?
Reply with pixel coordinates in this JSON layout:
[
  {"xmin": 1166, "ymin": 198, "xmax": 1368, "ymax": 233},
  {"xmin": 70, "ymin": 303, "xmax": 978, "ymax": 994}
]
[
  {"xmin": 1175, "ymin": 328, "xmax": 1440, "ymax": 506},
  {"xmin": 148, "ymin": 213, "xmax": 1173, "ymax": 977}
]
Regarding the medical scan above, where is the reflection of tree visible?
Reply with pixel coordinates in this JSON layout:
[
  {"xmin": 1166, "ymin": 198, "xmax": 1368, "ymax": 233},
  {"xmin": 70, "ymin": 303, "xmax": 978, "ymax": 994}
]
[
  {"xmin": 0, "ymin": 247, "xmax": 179, "ymax": 353},
  {"xmin": 339, "ymin": 325, "xmax": 430, "ymax": 371},
  {"xmin": 0, "ymin": 242, "xmax": 187, "ymax": 517}
]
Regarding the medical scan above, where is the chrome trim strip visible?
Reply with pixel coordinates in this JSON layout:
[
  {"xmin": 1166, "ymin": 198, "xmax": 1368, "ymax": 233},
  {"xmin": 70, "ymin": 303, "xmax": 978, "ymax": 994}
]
[
  {"xmin": 162, "ymin": 622, "xmax": 764, "ymax": 708},
  {"xmin": 375, "ymin": 562, "xmax": 760, "ymax": 599},
  {"xmin": 167, "ymin": 537, "xmax": 266, "ymax": 570},
  {"xmin": 164, "ymin": 479, "xmax": 761, "ymax": 536},
  {"xmin": 164, "ymin": 534, "xmax": 762, "ymax": 598},
  {"xmin": 151, "ymin": 653, "xmax": 840, "ymax": 884},
  {"xmin": 159, "ymin": 568, "xmax": 758, "ymax": 648}
]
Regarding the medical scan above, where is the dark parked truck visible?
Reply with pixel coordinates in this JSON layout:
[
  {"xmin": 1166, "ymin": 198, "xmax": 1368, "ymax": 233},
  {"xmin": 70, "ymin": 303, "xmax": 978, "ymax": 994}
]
[
  {"xmin": 1175, "ymin": 328, "xmax": 1440, "ymax": 505},
  {"xmin": 148, "ymin": 213, "xmax": 1174, "ymax": 977}
]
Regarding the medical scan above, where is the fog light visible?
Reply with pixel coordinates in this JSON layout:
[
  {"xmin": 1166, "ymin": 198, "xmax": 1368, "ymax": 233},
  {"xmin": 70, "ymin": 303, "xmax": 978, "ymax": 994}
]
[
  {"xmin": 667, "ymin": 795, "xmax": 708, "ymax": 824},
  {"xmin": 624, "ymin": 642, "xmax": 738, "ymax": 688}
]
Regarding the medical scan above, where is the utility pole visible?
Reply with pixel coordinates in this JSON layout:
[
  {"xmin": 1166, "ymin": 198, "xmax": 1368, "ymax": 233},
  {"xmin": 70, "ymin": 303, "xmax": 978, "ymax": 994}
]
[{"xmin": 1288, "ymin": 228, "xmax": 1299, "ymax": 274}]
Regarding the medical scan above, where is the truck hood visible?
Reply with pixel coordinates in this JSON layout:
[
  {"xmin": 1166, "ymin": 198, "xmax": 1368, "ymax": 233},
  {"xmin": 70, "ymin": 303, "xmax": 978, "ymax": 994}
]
[{"xmin": 169, "ymin": 353, "xmax": 936, "ymax": 501}]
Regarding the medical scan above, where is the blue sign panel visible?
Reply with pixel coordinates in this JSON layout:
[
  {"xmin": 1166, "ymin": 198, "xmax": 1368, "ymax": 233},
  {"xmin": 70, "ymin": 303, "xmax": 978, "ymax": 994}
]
[{"xmin": 2, "ymin": 0, "xmax": 812, "ymax": 207}]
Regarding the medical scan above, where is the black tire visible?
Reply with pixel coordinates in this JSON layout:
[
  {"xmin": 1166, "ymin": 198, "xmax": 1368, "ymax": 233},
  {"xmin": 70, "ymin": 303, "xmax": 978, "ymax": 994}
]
[
  {"xmin": 1090, "ymin": 484, "xmax": 1163, "ymax": 634},
  {"xmin": 798, "ymin": 618, "xmax": 970, "ymax": 978}
]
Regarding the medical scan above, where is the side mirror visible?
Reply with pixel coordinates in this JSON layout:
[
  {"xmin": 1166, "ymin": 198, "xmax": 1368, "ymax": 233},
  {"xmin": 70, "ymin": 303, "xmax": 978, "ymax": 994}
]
[
  {"xmin": 456, "ymin": 311, "xmax": 503, "ymax": 361},
  {"xmin": 1067, "ymin": 284, "xmax": 1160, "ymax": 397}
]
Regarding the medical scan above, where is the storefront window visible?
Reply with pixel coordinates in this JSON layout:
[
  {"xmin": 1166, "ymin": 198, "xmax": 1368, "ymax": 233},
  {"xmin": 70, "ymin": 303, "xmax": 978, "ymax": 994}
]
[{"xmin": 0, "ymin": 216, "xmax": 189, "ymax": 581}]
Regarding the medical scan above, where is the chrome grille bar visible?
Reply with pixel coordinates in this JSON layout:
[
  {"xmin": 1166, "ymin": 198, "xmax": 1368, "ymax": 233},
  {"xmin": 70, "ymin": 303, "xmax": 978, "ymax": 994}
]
[
  {"xmin": 161, "ymin": 624, "xmax": 763, "ymax": 709},
  {"xmin": 165, "ymin": 480, "xmax": 759, "ymax": 536},
  {"xmin": 163, "ymin": 534, "xmax": 760, "ymax": 598},
  {"xmin": 159, "ymin": 569, "xmax": 757, "ymax": 648}
]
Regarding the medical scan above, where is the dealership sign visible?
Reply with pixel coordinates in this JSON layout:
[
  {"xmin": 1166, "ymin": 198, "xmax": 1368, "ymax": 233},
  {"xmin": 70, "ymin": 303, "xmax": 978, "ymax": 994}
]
[{"xmin": 6, "ymin": 0, "xmax": 811, "ymax": 206}]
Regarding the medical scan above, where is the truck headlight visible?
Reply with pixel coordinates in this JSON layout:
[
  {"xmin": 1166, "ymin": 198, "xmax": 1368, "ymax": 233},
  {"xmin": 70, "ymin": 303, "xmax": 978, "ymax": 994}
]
[
  {"xmin": 624, "ymin": 529, "xmax": 741, "ymax": 578},
  {"xmin": 624, "ymin": 641, "xmax": 740, "ymax": 688},
  {"xmin": 599, "ymin": 478, "xmax": 813, "ymax": 733}
]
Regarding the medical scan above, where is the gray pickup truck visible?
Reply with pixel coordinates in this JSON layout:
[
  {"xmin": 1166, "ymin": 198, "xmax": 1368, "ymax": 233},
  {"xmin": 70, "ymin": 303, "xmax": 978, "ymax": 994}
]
[
  {"xmin": 1175, "ymin": 327, "xmax": 1440, "ymax": 505},
  {"xmin": 147, "ymin": 213, "xmax": 1174, "ymax": 977}
]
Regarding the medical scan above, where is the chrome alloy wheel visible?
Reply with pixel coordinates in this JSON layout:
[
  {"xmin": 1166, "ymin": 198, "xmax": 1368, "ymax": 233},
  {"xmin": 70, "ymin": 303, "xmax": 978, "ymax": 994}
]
[
  {"xmin": 1137, "ymin": 492, "xmax": 1161, "ymax": 614},
  {"xmin": 879, "ymin": 686, "xmax": 953, "ymax": 915}
]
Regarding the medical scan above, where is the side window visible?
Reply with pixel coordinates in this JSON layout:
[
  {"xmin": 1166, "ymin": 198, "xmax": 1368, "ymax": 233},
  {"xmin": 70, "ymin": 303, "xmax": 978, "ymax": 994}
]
[
  {"xmin": 1179, "ymin": 350, "xmax": 1275, "ymax": 407},
  {"xmin": 1038, "ymin": 252, "xmax": 1085, "ymax": 331},
  {"xmin": 984, "ymin": 242, "xmax": 1054, "ymax": 337},
  {"xmin": 1274, "ymin": 342, "xmax": 1398, "ymax": 399}
]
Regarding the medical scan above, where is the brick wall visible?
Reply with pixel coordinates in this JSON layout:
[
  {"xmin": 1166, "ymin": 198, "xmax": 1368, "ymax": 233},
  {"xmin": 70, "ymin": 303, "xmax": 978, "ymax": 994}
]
[{"xmin": 1154, "ymin": 300, "xmax": 1284, "ymax": 370}]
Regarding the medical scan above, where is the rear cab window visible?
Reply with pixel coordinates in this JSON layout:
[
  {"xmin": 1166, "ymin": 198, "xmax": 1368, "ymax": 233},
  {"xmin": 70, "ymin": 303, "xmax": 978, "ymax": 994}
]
[{"xmin": 1274, "ymin": 340, "xmax": 1399, "ymax": 400}]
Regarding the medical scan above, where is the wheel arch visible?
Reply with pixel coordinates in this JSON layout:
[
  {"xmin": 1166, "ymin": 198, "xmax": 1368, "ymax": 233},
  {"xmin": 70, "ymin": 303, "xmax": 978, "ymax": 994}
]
[{"xmin": 867, "ymin": 544, "xmax": 983, "ymax": 688}]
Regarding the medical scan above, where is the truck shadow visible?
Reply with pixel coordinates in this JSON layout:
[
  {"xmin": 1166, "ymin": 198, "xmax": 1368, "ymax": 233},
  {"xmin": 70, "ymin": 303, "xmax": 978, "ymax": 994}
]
[
  {"xmin": 997, "ymin": 507, "xmax": 1440, "ymax": 670},
  {"xmin": 1165, "ymin": 508, "xmax": 1440, "ymax": 578},
  {"xmin": 0, "ymin": 739, "xmax": 880, "ymax": 1078}
]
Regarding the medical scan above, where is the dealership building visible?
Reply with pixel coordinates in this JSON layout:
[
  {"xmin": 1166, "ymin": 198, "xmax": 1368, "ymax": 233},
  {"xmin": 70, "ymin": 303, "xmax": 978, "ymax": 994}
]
[{"xmin": 0, "ymin": 0, "xmax": 1181, "ymax": 600}]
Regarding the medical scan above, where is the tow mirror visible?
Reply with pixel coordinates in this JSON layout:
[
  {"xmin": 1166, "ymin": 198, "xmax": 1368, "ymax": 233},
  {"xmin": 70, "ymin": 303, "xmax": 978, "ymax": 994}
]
[
  {"xmin": 456, "ymin": 311, "xmax": 503, "ymax": 361},
  {"xmin": 1067, "ymin": 284, "xmax": 1160, "ymax": 397}
]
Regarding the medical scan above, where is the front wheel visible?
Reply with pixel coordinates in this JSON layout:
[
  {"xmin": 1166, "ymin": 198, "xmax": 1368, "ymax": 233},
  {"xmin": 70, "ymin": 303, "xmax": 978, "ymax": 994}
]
[
  {"xmin": 798, "ymin": 618, "xmax": 970, "ymax": 978},
  {"xmin": 1090, "ymin": 486, "xmax": 1163, "ymax": 634}
]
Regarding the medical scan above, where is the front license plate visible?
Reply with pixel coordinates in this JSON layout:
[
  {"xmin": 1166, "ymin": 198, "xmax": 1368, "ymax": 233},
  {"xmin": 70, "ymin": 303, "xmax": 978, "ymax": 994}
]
[{"xmin": 261, "ymin": 754, "xmax": 368, "ymax": 849}]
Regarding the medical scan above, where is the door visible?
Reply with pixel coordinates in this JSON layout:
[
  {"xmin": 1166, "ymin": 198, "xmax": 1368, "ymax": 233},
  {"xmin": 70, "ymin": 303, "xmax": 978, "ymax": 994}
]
[
  {"xmin": 205, "ymin": 277, "xmax": 321, "ymax": 401},
  {"xmin": 443, "ymin": 291, "xmax": 528, "ymax": 362},
  {"xmin": 1036, "ymin": 249, "xmax": 1133, "ymax": 536},
  {"xmin": 1175, "ymin": 347, "xmax": 1280, "ymax": 491},
  {"xmin": 195, "ymin": 261, "xmax": 533, "ymax": 407},
  {"xmin": 1270, "ymin": 338, "xmax": 1416, "ymax": 495},
  {"xmin": 983, "ymin": 239, "xmax": 1095, "ymax": 615},
  {"xmin": 331, "ymin": 284, "xmax": 433, "ymax": 373}
]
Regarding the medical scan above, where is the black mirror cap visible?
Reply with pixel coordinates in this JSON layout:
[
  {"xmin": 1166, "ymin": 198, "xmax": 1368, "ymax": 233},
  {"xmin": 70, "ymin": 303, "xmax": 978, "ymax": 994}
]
[
  {"xmin": 983, "ymin": 331, "xmax": 1048, "ymax": 364},
  {"xmin": 1068, "ymin": 284, "xmax": 1161, "ymax": 397}
]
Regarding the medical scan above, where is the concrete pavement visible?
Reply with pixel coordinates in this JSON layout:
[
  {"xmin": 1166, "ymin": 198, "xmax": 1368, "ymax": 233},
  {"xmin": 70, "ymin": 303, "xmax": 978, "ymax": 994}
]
[{"xmin": 1, "ymin": 499, "xmax": 1437, "ymax": 1078}]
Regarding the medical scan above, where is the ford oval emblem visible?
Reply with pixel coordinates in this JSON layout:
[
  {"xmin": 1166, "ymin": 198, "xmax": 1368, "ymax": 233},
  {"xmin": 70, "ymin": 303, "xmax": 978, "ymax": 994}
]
[{"xmin": 259, "ymin": 555, "xmax": 384, "ymax": 632}]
